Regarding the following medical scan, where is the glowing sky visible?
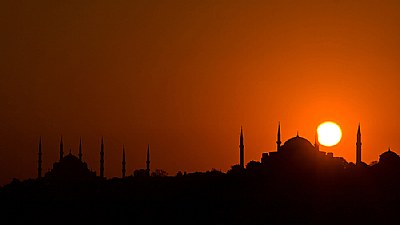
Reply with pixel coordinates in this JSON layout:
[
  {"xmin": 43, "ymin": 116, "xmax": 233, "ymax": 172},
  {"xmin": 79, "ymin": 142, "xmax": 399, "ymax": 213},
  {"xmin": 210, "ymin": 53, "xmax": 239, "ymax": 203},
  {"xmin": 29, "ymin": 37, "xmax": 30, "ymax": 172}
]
[{"xmin": 1, "ymin": 0, "xmax": 400, "ymax": 184}]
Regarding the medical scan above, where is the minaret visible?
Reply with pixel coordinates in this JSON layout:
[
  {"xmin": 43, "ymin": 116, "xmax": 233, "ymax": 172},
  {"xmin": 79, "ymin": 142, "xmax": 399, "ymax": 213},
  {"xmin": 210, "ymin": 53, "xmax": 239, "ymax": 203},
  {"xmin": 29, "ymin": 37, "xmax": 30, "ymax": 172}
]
[
  {"xmin": 78, "ymin": 137, "xmax": 82, "ymax": 161},
  {"xmin": 315, "ymin": 132, "xmax": 320, "ymax": 151},
  {"xmin": 239, "ymin": 127, "xmax": 244, "ymax": 169},
  {"xmin": 122, "ymin": 145, "xmax": 126, "ymax": 178},
  {"xmin": 146, "ymin": 144, "xmax": 150, "ymax": 177},
  {"xmin": 38, "ymin": 137, "xmax": 42, "ymax": 178},
  {"xmin": 277, "ymin": 122, "xmax": 282, "ymax": 152},
  {"xmin": 100, "ymin": 137, "xmax": 104, "ymax": 178},
  {"xmin": 356, "ymin": 124, "xmax": 362, "ymax": 164},
  {"xmin": 59, "ymin": 136, "xmax": 64, "ymax": 161}
]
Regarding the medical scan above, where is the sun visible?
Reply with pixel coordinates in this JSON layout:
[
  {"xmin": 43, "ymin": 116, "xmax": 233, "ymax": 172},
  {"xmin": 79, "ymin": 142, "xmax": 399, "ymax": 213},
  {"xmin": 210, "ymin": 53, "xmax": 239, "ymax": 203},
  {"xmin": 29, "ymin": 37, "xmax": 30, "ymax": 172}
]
[{"xmin": 317, "ymin": 121, "xmax": 342, "ymax": 147}]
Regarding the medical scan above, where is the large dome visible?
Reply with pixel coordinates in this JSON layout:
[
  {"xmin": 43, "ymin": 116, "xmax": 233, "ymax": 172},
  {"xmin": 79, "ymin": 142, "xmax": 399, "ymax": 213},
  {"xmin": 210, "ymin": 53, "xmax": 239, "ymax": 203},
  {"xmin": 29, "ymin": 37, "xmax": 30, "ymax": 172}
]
[
  {"xmin": 281, "ymin": 136, "xmax": 315, "ymax": 150},
  {"xmin": 45, "ymin": 153, "xmax": 96, "ymax": 181},
  {"xmin": 280, "ymin": 135, "xmax": 317, "ymax": 155}
]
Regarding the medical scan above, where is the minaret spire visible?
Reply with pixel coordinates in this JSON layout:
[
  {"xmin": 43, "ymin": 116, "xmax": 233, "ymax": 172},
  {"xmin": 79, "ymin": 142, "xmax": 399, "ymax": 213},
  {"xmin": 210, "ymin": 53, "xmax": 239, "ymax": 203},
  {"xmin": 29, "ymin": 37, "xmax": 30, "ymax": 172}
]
[
  {"xmin": 59, "ymin": 136, "xmax": 64, "ymax": 161},
  {"xmin": 239, "ymin": 126, "xmax": 244, "ymax": 169},
  {"xmin": 100, "ymin": 137, "xmax": 104, "ymax": 178},
  {"xmin": 315, "ymin": 132, "xmax": 320, "ymax": 151},
  {"xmin": 78, "ymin": 137, "xmax": 82, "ymax": 161},
  {"xmin": 122, "ymin": 145, "xmax": 126, "ymax": 178},
  {"xmin": 277, "ymin": 122, "xmax": 282, "ymax": 151},
  {"xmin": 356, "ymin": 123, "xmax": 362, "ymax": 164},
  {"xmin": 146, "ymin": 144, "xmax": 150, "ymax": 177},
  {"xmin": 38, "ymin": 137, "xmax": 42, "ymax": 178}
]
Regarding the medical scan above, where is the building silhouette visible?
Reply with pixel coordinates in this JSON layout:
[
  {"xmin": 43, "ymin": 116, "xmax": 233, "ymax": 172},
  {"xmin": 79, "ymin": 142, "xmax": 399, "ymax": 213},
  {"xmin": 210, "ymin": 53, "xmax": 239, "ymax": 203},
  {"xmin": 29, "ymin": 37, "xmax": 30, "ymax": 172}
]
[
  {"xmin": 36, "ymin": 137, "xmax": 156, "ymax": 180},
  {"xmin": 43, "ymin": 138, "xmax": 96, "ymax": 181},
  {"xmin": 45, "ymin": 152, "xmax": 96, "ymax": 181},
  {"xmin": 35, "ymin": 123, "xmax": 373, "ymax": 183},
  {"xmin": 259, "ymin": 124, "xmax": 347, "ymax": 171}
]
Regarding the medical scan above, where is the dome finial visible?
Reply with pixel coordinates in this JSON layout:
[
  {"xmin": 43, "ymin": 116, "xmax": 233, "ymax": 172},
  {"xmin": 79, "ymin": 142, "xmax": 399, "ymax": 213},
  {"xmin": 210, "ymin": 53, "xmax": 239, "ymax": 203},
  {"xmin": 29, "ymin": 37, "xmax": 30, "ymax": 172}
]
[{"xmin": 296, "ymin": 131, "xmax": 299, "ymax": 137}]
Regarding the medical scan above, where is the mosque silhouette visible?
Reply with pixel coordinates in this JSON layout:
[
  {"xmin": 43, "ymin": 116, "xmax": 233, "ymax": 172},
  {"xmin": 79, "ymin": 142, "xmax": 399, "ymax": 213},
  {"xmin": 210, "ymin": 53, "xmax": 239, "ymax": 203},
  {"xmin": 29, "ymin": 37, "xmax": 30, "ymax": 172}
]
[{"xmin": 37, "ymin": 137, "xmax": 151, "ymax": 181}]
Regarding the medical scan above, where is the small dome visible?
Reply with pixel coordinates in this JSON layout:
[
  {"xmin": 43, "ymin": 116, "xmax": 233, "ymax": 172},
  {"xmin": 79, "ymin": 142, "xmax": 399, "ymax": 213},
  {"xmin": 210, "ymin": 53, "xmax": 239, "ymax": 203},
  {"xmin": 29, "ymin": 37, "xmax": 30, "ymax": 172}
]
[
  {"xmin": 60, "ymin": 153, "xmax": 80, "ymax": 162},
  {"xmin": 379, "ymin": 149, "xmax": 400, "ymax": 164}
]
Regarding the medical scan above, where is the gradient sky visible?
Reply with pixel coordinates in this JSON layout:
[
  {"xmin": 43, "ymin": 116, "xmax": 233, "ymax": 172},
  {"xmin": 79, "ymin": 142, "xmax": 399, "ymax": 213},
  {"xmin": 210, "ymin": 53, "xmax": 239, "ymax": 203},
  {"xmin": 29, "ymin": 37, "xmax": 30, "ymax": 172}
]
[{"xmin": 1, "ymin": 0, "xmax": 400, "ymax": 185}]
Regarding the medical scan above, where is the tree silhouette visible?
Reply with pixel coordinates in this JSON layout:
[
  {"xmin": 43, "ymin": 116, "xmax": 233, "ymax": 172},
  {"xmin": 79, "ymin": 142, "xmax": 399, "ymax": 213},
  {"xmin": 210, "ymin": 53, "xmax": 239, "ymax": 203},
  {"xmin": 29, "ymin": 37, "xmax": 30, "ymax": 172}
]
[{"xmin": 151, "ymin": 169, "xmax": 168, "ymax": 177}]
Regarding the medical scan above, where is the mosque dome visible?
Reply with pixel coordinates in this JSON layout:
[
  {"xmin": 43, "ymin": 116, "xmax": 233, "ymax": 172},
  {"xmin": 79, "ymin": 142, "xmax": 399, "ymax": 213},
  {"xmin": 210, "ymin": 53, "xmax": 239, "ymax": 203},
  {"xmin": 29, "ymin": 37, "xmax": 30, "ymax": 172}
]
[
  {"xmin": 60, "ymin": 153, "xmax": 80, "ymax": 163},
  {"xmin": 45, "ymin": 153, "xmax": 96, "ymax": 181},
  {"xmin": 379, "ymin": 149, "xmax": 400, "ymax": 165},
  {"xmin": 280, "ymin": 135, "xmax": 316, "ymax": 155}
]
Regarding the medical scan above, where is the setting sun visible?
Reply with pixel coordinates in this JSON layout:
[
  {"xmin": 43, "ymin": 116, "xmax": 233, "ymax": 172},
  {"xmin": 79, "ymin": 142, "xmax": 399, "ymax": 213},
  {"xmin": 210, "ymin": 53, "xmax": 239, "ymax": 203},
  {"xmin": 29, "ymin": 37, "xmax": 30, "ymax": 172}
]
[{"xmin": 317, "ymin": 121, "xmax": 342, "ymax": 147}]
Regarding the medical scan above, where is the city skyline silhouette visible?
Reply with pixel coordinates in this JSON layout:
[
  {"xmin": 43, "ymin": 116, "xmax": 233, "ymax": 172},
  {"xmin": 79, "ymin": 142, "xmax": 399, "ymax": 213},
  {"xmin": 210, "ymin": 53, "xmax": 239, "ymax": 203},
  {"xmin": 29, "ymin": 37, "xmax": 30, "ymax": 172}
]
[
  {"xmin": 3, "ymin": 124, "xmax": 400, "ymax": 224},
  {"xmin": 2, "ymin": 1, "xmax": 400, "ymax": 223},
  {"xmin": 22, "ymin": 122, "xmax": 395, "ymax": 183}
]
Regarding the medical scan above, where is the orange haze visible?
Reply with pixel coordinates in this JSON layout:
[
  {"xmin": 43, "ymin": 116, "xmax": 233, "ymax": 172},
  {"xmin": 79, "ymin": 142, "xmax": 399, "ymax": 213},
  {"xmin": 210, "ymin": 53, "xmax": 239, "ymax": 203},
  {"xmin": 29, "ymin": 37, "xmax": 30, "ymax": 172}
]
[{"xmin": 1, "ymin": 0, "xmax": 400, "ymax": 185}]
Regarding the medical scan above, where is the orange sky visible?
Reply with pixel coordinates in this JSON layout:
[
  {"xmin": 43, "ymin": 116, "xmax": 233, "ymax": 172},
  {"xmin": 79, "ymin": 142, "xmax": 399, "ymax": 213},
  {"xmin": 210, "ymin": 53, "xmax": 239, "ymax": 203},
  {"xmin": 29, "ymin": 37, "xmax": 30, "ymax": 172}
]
[{"xmin": 1, "ymin": 0, "xmax": 400, "ymax": 185}]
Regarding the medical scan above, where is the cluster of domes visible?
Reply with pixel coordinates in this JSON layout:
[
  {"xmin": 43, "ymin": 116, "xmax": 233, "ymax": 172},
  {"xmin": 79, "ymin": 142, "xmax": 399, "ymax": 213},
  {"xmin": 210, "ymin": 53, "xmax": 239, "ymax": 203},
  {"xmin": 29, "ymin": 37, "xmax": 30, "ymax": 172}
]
[{"xmin": 45, "ymin": 153, "xmax": 96, "ymax": 181}]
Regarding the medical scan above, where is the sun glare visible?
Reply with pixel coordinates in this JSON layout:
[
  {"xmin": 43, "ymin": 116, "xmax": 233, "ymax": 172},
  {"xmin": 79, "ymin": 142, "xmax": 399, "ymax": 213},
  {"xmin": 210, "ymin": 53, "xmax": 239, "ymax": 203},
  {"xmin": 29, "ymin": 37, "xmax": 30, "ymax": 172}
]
[{"xmin": 317, "ymin": 121, "xmax": 342, "ymax": 147}]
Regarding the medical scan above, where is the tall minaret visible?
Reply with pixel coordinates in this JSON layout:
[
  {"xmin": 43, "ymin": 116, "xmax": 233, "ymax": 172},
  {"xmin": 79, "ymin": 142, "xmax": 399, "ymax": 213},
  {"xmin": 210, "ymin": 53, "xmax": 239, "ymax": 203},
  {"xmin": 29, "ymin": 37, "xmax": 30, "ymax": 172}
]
[
  {"xmin": 239, "ymin": 127, "xmax": 244, "ymax": 169},
  {"xmin": 356, "ymin": 124, "xmax": 362, "ymax": 164},
  {"xmin": 146, "ymin": 144, "xmax": 150, "ymax": 177},
  {"xmin": 122, "ymin": 145, "xmax": 126, "ymax": 178},
  {"xmin": 38, "ymin": 137, "xmax": 42, "ymax": 178},
  {"xmin": 100, "ymin": 137, "xmax": 104, "ymax": 178},
  {"xmin": 315, "ymin": 132, "xmax": 320, "ymax": 151},
  {"xmin": 59, "ymin": 136, "xmax": 64, "ymax": 161},
  {"xmin": 277, "ymin": 122, "xmax": 282, "ymax": 152},
  {"xmin": 78, "ymin": 137, "xmax": 82, "ymax": 161}
]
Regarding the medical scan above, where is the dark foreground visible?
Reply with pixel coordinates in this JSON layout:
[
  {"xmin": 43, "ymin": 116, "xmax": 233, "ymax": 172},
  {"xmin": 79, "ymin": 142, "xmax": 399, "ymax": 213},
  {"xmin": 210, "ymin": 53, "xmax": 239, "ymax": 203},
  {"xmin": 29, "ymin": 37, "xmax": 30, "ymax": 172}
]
[{"xmin": 1, "ymin": 168, "xmax": 400, "ymax": 225}]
